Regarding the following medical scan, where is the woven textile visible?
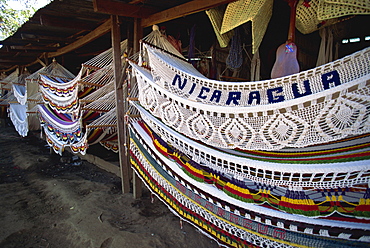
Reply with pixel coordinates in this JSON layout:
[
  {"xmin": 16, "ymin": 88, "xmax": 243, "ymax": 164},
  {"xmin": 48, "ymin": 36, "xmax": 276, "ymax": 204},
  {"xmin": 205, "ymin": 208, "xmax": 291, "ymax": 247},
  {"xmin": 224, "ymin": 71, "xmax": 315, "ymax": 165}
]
[
  {"xmin": 82, "ymin": 40, "xmax": 128, "ymax": 71},
  {"xmin": 135, "ymin": 117, "xmax": 370, "ymax": 219},
  {"xmin": 130, "ymin": 46, "xmax": 370, "ymax": 150},
  {"xmin": 325, "ymin": 0, "xmax": 370, "ymax": 9},
  {"xmin": 129, "ymin": 121, "xmax": 370, "ymax": 247},
  {"xmin": 205, "ymin": 5, "xmax": 234, "ymax": 48},
  {"xmin": 318, "ymin": 0, "xmax": 370, "ymax": 20},
  {"xmin": 82, "ymin": 91, "xmax": 115, "ymax": 112},
  {"xmin": 43, "ymin": 125, "xmax": 87, "ymax": 156},
  {"xmin": 86, "ymin": 107, "xmax": 117, "ymax": 133},
  {"xmin": 40, "ymin": 75, "xmax": 79, "ymax": 114},
  {"xmin": 12, "ymin": 84, "xmax": 27, "ymax": 105},
  {"xmin": 220, "ymin": 0, "xmax": 273, "ymax": 54},
  {"xmin": 145, "ymin": 44, "xmax": 370, "ymax": 106},
  {"xmin": 131, "ymin": 101, "xmax": 370, "ymax": 190},
  {"xmin": 38, "ymin": 104, "xmax": 82, "ymax": 142},
  {"xmin": 8, "ymin": 103, "xmax": 28, "ymax": 137},
  {"xmin": 26, "ymin": 61, "xmax": 75, "ymax": 83},
  {"xmin": 296, "ymin": 0, "xmax": 339, "ymax": 34}
]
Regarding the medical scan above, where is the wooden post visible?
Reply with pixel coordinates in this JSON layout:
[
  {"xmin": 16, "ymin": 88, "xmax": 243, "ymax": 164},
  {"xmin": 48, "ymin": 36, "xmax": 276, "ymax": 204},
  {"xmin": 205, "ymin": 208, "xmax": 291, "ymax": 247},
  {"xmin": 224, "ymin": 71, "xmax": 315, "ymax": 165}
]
[
  {"xmin": 132, "ymin": 17, "xmax": 143, "ymax": 199},
  {"xmin": 111, "ymin": 15, "xmax": 130, "ymax": 194}
]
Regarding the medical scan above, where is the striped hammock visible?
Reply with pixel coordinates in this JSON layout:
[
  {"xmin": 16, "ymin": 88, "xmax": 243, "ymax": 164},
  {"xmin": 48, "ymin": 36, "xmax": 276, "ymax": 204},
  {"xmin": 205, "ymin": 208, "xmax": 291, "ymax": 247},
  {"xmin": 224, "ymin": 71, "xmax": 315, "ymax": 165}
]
[
  {"xmin": 38, "ymin": 104, "xmax": 82, "ymax": 143},
  {"xmin": 131, "ymin": 101, "xmax": 370, "ymax": 190},
  {"xmin": 129, "ymin": 120, "xmax": 370, "ymax": 248},
  {"xmin": 39, "ymin": 75, "xmax": 79, "ymax": 114},
  {"xmin": 130, "ymin": 46, "xmax": 370, "ymax": 150},
  {"xmin": 26, "ymin": 60, "xmax": 75, "ymax": 84}
]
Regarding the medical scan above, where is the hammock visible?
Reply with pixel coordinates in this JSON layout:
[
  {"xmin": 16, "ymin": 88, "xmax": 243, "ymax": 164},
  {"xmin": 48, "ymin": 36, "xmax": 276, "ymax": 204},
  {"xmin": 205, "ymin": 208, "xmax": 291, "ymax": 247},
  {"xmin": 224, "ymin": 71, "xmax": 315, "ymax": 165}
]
[
  {"xmin": 205, "ymin": 5, "xmax": 234, "ymax": 48},
  {"xmin": 129, "ymin": 120, "xmax": 370, "ymax": 248},
  {"xmin": 81, "ymin": 39, "xmax": 128, "ymax": 71},
  {"xmin": 82, "ymin": 90, "xmax": 115, "ymax": 112},
  {"xmin": 133, "ymin": 115, "xmax": 370, "ymax": 221},
  {"xmin": 0, "ymin": 91, "xmax": 16, "ymax": 105},
  {"xmin": 84, "ymin": 109, "xmax": 119, "ymax": 153},
  {"xmin": 79, "ymin": 81, "xmax": 115, "ymax": 103},
  {"xmin": 131, "ymin": 100, "xmax": 370, "ymax": 186},
  {"xmin": 43, "ymin": 125, "xmax": 87, "ymax": 155},
  {"xmin": 8, "ymin": 103, "xmax": 28, "ymax": 137},
  {"xmin": 0, "ymin": 69, "xmax": 19, "ymax": 90},
  {"xmin": 144, "ymin": 43, "xmax": 370, "ymax": 106},
  {"xmin": 296, "ymin": 0, "xmax": 339, "ymax": 34},
  {"xmin": 39, "ymin": 75, "xmax": 79, "ymax": 114},
  {"xmin": 78, "ymin": 65, "xmax": 114, "ymax": 88},
  {"xmin": 220, "ymin": 0, "xmax": 273, "ymax": 54},
  {"xmin": 12, "ymin": 83, "xmax": 27, "ymax": 105},
  {"xmin": 26, "ymin": 60, "xmax": 75, "ymax": 83},
  {"xmin": 318, "ymin": 0, "xmax": 370, "ymax": 20},
  {"xmin": 86, "ymin": 107, "xmax": 117, "ymax": 132},
  {"xmin": 38, "ymin": 104, "xmax": 82, "ymax": 143},
  {"xmin": 130, "ymin": 46, "xmax": 370, "ymax": 150},
  {"xmin": 40, "ymin": 74, "xmax": 79, "ymax": 97}
]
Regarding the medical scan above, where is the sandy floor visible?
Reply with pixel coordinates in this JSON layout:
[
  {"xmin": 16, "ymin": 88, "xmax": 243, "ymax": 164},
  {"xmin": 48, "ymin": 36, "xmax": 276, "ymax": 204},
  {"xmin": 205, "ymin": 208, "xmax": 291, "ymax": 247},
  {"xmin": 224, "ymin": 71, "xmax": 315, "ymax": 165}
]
[{"xmin": 0, "ymin": 125, "xmax": 218, "ymax": 248}]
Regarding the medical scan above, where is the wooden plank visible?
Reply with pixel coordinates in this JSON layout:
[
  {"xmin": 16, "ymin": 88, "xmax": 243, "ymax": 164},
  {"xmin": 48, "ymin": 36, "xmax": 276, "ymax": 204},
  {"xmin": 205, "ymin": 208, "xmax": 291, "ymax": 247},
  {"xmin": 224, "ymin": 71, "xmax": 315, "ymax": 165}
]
[
  {"xmin": 93, "ymin": 0, "xmax": 157, "ymax": 18},
  {"xmin": 141, "ymin": 0, "xmax": 237, "ymax": 27},
  {"xmin": 78, "ymin": 152, "xmax": 121, "ymax": 177},
  {"xmin": 132, "ymin": 17, "xmax": 143, "ymax": 199},
  {"xmin": 10, "ymin": 45, "xmax": 58, "ymax": 51},
  {"xmin": 40, "ymin": 14, "xmax": 97, "ymax": 30},
  {"xmin": 0, "ymin": 58, "xmax": 33, "ymax": 63},
  {"xmin": 47, "ymin": 19, "xmax": 111, "ymax": 58},
  {"xmin": 21, "ymin": 33, "xmax": 75, "ymax": 43},
  {"xmin": 111, "ymin": 15, "xmax": 131, "ymax": 194}
]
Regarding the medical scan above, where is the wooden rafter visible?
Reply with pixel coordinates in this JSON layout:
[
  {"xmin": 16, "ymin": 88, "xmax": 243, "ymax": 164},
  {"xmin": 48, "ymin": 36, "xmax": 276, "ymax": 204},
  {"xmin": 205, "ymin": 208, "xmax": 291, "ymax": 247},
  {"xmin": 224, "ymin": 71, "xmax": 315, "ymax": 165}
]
[
  {"xmin": 141, "ymin": 0, "xmax": 237, "ymax": 27},
  {"xmin": 93, "ymin": 0, "xmax": 158, "ymax": 18},
  {"xmin": 93, "ymin": 0, "xmax": 236, "ymax": 27},
  {"xmin": 21, "ymin": 33, "xmax": 75, "ymax": 43},
  {"xmin": 47, "ymin": 18, "xmax": 112, "ymax": 58},
  {"xmin": 40, "ymin": 14, "xmax": 97, "ymax": 31},
  {"xmin": 10, "ymin": 45, "xmax": 58, "ymax": 51}
]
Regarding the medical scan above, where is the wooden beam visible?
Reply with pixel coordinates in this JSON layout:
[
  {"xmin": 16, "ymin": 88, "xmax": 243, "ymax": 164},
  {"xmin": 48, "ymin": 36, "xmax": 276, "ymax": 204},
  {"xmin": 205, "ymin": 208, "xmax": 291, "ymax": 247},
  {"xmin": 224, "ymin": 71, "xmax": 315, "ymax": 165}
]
[
  {"xmin": 111, "ymin": 15, "xmax": 131, "ymax": 194},
  {"xmin": 40, "ymin": 14, "xmax": 97, "ymax": 30},
  {"xmin": 47, "ymin": 19, "xmax": 111, "ymax": 58},
  {"xmin": 10, "ymin": 45, "xmax": 58, "ymax": 51},
  {"xmin": 21, "ymin": 33, "xmax": 74, "ymax": 43},
  {"xmin": 93, "ymin": 0, "xmax": 157, "ymax": 18},
  {"xmin": 141, "ymin": 0, "xmax": 237, "ymax": 27},
  {"xmin": 129, "ymin": 0, "xmax": 146, "ymax": 4},
  {"xmin": 132, "ymin": 17, "xmax": 143, "ymax": 199}
]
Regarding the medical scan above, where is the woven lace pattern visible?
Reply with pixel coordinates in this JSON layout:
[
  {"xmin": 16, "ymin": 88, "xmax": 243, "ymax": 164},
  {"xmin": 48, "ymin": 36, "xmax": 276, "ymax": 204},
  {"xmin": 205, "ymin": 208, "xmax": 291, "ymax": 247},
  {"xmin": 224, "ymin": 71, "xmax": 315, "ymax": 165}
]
[
  {"xmin": 131, "ymin": 52, "xmax": 370, "ymax": 150},
  {"xmin": 219, "ymin": 0, "xmax": 273, "ymax": 54},
  {"xmin": 132, "ymin": 101, "xmax": 370, "ymax": 191},
  {"xmin": 296, "ymin": 0, "xmax": 339, "ymax": 34},
  {"xmin": 318, "ymin": 0, "xmax": 370, "ymax": 20},
  {"xmin": 205, "ymin": 6, "xmax": 234, "ymax": 48}
]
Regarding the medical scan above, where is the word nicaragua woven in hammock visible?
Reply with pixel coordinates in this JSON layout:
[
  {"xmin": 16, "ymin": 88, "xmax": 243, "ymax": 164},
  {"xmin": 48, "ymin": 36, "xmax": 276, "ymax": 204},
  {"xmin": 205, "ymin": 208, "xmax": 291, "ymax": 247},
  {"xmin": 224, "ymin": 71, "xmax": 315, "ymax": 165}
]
[{"xmin": 129, "ymin": 46, "xmax": 370, "ymax": 150}]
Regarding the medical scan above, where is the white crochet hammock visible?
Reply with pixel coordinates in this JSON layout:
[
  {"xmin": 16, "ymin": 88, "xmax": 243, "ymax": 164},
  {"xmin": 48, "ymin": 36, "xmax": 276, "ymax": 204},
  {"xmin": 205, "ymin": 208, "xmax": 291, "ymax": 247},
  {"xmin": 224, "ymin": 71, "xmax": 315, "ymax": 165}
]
[
  {"xmin": 8, "ymin": 103, "xmax": 28, "ymax": 137},
  {"xmin": 130, "ymin": 45, "xmax": 370, "ymax": 151},
  {"xmin": 131, "ymin": 100, "xmax": 370, "ymax": 190}
]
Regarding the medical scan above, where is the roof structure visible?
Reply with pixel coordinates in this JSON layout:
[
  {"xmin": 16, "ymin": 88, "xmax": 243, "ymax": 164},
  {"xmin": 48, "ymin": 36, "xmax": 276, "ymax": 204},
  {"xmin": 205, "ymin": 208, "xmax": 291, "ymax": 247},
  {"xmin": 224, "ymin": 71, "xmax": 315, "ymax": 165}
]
[{"xmin": 0, "ymin": 0, "xmax": 236, "ymax": 73}]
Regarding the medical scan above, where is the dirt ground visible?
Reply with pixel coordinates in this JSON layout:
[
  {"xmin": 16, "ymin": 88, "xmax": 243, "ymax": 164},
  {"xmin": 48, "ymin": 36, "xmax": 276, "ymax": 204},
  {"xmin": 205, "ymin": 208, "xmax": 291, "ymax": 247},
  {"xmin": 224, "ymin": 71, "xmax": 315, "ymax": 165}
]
[{"xmin": 0, "ymin": 124, "xmax": 219, "ymax": 248}]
